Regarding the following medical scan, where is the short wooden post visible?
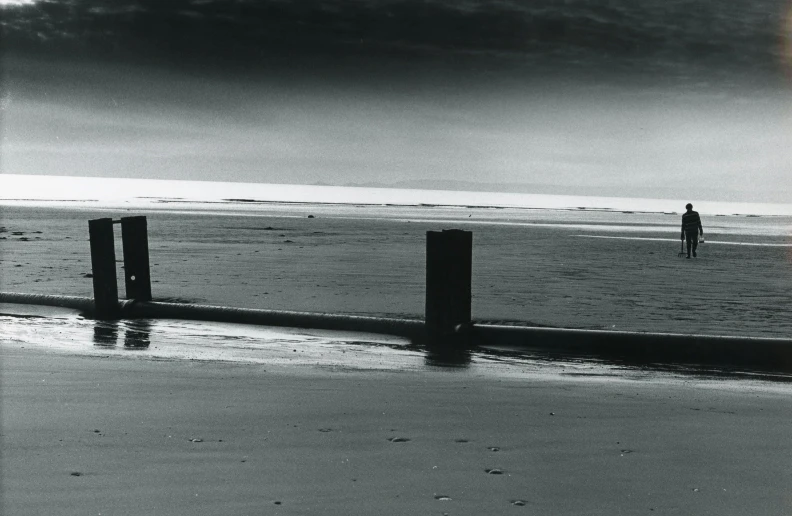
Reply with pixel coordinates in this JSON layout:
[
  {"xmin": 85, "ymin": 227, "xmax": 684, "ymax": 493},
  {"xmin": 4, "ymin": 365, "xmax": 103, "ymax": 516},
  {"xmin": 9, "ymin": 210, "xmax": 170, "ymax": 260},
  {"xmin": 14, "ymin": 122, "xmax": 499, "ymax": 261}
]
[
  {"xmin": 120, "ymin": 216, "xmax": 152, "ymax": 301},
  {"xmin": 425, "ymin": 229, "xmax": 472, "ymax": 342},
  {"xmin": 88, "ymin": 218, "xmax": 120, "ymax": 319}
]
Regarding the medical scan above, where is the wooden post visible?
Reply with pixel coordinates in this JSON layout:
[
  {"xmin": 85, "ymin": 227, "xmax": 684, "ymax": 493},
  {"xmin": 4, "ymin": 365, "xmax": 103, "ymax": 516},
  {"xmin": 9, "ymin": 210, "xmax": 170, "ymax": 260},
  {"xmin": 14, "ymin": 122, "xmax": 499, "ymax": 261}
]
[
  {"xmin": 425, "ymin": 229, "xmax": 472, "ymax": 342},
  {"xmin": 120, "ymin": 216, "xmax": 152, "ymax": 301},
  {"xmin": 88, "ymin": 218, "xmax": 120, "ymax": 319}
]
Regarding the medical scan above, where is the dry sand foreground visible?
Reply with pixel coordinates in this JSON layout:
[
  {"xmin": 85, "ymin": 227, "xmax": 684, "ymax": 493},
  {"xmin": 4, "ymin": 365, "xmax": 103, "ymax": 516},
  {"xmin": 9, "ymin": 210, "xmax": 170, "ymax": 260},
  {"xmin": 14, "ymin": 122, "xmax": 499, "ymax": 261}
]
[{"xmin": 3, "ymin": 345, "xmax": 792, "ymax": 516}]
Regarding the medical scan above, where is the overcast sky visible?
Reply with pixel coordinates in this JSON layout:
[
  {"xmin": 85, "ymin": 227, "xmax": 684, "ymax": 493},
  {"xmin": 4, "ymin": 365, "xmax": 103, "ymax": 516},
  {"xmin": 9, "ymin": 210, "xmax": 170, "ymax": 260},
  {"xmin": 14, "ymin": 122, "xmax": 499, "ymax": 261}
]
[{"xmin": 2, "ymin": 0, "xmax": 792, "ymax": 202}]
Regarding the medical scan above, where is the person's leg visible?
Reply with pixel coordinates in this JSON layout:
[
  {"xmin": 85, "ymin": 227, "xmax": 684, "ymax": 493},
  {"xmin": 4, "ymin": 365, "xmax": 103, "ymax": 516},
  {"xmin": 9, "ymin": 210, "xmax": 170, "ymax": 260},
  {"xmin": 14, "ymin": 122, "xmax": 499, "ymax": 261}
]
[
  {"xmin": 691, "ymin": 234, "xmax": 699, "ymax": 257},
  {"xmin": 685, "ymin": 233, "xmax": 693, "ymax": 258}
]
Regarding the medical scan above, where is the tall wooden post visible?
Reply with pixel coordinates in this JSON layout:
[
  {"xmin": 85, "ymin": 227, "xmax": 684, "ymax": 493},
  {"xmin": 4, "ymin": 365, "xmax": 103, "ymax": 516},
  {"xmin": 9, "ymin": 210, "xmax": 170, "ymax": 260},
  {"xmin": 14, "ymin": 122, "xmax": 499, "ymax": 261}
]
[
  {"xmin": 120, "ymin": 216, "xmax": 152, "ymax": 301},
  {"xmin": 425, "ymin": 229, "xmax": 472, "ymax": 342},
  {"xmin": 88, "ymin": 218, "xmax": 120, "ymax": 319}
]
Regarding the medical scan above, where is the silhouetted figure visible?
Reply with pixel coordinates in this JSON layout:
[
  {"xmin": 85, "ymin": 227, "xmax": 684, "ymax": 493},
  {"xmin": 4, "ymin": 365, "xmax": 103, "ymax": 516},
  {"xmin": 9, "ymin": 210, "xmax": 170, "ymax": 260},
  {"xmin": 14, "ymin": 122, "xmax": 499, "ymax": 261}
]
[{"xmin": 681, "ymin": 203, "xmax": 704, "ymax": 259}]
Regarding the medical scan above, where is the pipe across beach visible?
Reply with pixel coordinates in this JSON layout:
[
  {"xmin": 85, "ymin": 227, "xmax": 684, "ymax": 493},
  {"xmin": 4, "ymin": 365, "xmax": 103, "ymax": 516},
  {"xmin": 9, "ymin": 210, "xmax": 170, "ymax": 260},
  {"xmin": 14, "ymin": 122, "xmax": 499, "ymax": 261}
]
[{"xmin": 4, "ymin": 289, "xmax": 792, "ymax": 372}]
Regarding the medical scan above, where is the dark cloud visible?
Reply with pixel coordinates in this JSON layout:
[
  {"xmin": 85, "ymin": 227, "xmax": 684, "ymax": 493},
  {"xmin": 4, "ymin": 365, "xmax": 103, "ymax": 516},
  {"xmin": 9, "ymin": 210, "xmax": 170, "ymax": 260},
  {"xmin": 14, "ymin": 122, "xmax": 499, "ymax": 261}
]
[{"xmin": 1, "ymin": 0, "xmax": 788, "ymax": 82}]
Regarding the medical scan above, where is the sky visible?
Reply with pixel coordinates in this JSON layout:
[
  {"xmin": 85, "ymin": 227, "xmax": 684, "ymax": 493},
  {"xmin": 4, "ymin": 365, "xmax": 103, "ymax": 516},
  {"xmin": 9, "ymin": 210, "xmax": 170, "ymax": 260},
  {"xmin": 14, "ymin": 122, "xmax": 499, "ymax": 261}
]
[{"xmin": 1, "ymin": 0, "xmax": 792, "ymax": 203}]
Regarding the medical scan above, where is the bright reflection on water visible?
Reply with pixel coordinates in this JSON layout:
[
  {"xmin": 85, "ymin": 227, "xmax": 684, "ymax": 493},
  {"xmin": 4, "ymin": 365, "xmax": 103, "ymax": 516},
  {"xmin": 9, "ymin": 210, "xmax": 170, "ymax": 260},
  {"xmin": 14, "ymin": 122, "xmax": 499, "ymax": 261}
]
[
  {"xmin": 4, "ymin": 304, "xmax": 792, "ymax": 393},
  {"xmin": 3, "ymin": 174, "xmax": 792, "ymax": 217}
]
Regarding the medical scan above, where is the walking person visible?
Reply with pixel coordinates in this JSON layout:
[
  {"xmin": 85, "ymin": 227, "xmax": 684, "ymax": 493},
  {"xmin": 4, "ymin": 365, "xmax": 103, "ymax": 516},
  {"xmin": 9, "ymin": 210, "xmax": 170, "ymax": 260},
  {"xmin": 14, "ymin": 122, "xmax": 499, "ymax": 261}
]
[{"xmin": 681, "ymin": 203, "xmax": 704, "ymax": 259}]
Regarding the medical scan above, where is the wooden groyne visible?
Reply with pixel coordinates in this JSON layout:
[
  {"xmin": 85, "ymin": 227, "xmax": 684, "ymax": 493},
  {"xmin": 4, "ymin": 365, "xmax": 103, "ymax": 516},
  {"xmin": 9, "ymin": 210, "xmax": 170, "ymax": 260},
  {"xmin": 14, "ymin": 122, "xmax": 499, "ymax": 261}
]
[{"xmin": 2, "ymin": 215, "xmax": 792, "ymax": 371}]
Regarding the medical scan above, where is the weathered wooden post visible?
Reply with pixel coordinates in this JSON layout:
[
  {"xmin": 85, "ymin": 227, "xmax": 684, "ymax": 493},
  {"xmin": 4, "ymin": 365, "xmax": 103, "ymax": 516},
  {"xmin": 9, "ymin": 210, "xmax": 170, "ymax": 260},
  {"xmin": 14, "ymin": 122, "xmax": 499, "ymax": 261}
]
[
  {"xmin": 425, "ymin": 229, "xmax": 472, "ymax": 345},
  {"xmin": 88, "ymin": 218, "xmax": 120, "ymax": 319},
  {"xmin": 120, "ymin": 216, "xmax": 152, "ymax": 301}
]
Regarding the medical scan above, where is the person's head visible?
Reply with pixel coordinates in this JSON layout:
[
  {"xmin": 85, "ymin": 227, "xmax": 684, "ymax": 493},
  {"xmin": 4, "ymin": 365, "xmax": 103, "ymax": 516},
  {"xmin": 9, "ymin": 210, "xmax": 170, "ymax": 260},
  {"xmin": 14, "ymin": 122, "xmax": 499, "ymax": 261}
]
[{"xmin": 685, "ymin": 203, "xmax": 693, "ymax": 212}]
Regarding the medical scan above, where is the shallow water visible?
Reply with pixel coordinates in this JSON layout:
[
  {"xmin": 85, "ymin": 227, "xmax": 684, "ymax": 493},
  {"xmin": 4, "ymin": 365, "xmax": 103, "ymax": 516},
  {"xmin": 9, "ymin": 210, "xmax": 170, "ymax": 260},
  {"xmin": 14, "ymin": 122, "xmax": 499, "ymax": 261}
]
[{"xmin": 4, "ymin": 304, "xmax": 792, "ymax": 394}]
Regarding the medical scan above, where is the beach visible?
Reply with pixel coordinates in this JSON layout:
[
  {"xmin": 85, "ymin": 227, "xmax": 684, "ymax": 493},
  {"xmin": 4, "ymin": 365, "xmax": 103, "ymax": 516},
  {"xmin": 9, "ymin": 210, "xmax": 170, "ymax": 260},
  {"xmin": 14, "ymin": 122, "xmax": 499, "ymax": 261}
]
[
  {"xmin": 2, "ymin": 198, "xmax": 791, "ymax": 337},
  {"xmin": 4, "ymin": 0, "xmax": 792, "ymax": 509},
  {"xmin": 4, "ymin": 338, "xmax": 792, "ymax": 515},
  {"xmin": 3, "ymin": 191, "xmax": 792, "ymax": 514}
]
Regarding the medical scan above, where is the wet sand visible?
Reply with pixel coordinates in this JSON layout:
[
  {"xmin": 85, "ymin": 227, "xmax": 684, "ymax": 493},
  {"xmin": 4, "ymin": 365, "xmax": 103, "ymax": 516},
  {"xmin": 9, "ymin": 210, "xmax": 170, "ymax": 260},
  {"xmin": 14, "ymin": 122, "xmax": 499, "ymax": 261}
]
[
  {"xmin": 2, "ymin": 204, "xmax": 792, "ymax": 337},
  {"xmin": 4, "ymin": 341, "xmax": 792, "ymax": 515}
]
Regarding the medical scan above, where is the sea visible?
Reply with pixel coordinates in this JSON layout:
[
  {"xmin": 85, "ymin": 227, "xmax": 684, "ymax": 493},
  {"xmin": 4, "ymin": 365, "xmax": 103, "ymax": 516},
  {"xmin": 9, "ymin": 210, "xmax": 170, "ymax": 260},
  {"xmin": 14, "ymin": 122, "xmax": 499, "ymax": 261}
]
[
  {"xmin": 2, "ymin": 174, "xmax": 792, "ymax": 239},
  {"xmin": 4, "ymin": 174, "xmax": 792, "ymax": 215}
]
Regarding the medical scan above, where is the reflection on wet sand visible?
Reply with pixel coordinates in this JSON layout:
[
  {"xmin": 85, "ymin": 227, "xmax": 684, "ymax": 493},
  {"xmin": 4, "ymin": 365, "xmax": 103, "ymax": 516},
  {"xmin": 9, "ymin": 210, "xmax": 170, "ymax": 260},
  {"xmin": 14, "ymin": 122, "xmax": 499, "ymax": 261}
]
[
  {"xmin": 124, "ymin": 320, "xmax": 151, "ymax": 349},
  {"xmin": 417, "ymin": 335, "xmax": 474, "ymax": 368},
  {"xmin": 4, "ymin": 310, "xmax": 782, "ymax": 383},
  {"xmin": 424, "ymin": 346, "xmax": 472, "ymax": 368},
  {"xmin": 93, "ymin": 319, "xmax": 151, "ymax": 349},
  {"xmin": 93, "ymin": 320, "xmax": 119, "ymax": 347}
]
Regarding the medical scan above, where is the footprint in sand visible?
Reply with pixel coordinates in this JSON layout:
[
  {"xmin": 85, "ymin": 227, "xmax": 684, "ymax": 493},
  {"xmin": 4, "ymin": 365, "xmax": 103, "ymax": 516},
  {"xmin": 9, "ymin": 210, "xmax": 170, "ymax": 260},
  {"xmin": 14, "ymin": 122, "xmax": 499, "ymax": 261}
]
[
  {"xmin": 485, "ymin": 468, "xmax": 504, "ymax": 475},
  {"xmin": 388, "ymin": 437, "xmax": 410, "ymax": 443},
  {"xmin": 454, "ymin": 438, "xmax": 470, "ymax": 443},
  {"xmin": 487, "ymin": 446, "xmax": 500, "ymax": 452},
  {"xmin": 318, "ymin": 428, "xmax": 334, "ymax": 433},
  {"xmin": 510, "ymin": 499, "xmax": 527, "ymax": 506},
  {"xmin": 434, "ymin": 495, "xmax": 452, "ymax": 501}
]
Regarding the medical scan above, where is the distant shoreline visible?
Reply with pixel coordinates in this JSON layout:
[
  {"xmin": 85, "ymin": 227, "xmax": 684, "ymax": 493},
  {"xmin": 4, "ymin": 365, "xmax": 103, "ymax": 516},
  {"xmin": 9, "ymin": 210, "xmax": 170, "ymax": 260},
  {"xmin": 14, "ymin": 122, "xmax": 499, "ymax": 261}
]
[
  {"xmin": 3, "ymin": 174, "xmax": 792, "ymax": 216},
  {"xmin": 2, "ymin": 195, "xmax": 790, "ymax": 219}
]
